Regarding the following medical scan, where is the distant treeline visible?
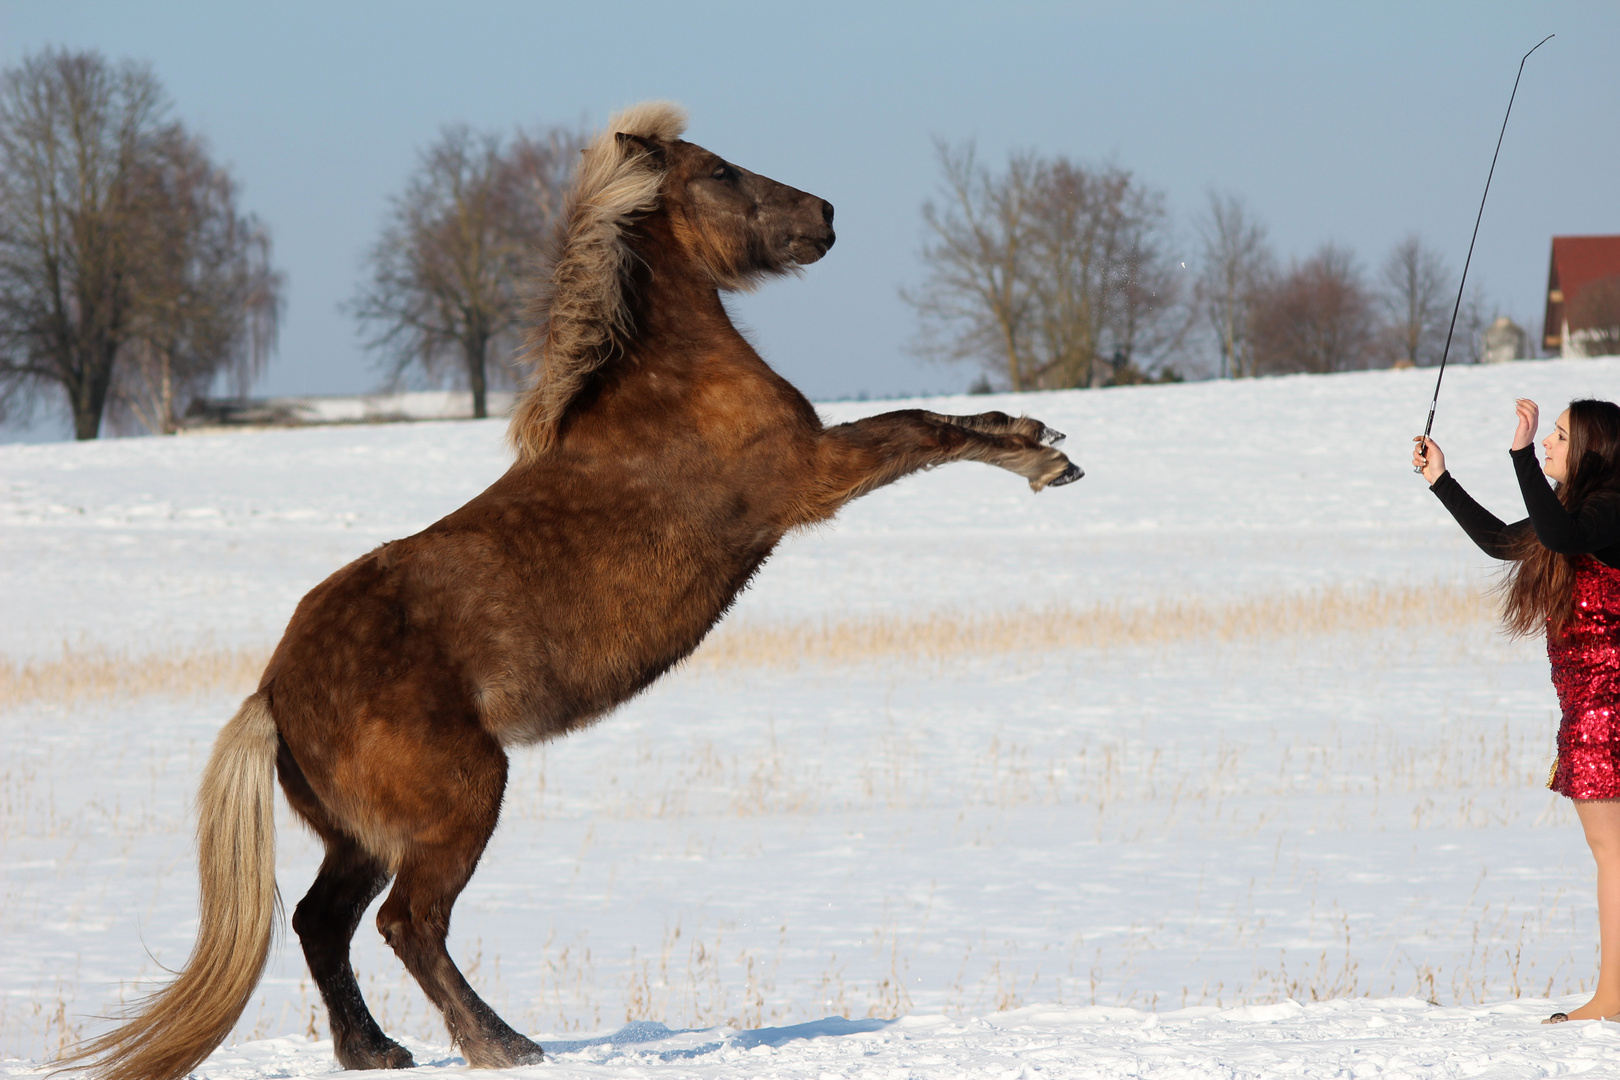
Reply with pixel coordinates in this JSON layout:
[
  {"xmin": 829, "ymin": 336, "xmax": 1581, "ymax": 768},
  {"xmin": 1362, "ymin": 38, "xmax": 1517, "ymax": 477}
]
[
  {"xmin": 1, "ymin": 48, "xmax": 1584, "ymax": 441},
  {"xmin": 901, "ymin": 140, "xmax": 1541, "ymax": 392}
]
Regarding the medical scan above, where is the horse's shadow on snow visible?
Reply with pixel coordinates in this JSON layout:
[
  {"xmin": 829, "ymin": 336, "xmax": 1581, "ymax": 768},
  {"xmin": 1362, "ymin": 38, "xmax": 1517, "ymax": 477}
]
[{"xmin": 537, "ymin": 1016, "xmax": 891, "ymax": 1062}]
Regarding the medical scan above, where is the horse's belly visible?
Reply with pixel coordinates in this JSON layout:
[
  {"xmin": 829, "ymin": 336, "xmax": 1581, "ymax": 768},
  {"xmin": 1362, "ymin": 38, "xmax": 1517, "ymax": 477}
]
[
  {"xmin": 479, "ymin": 544, "xmax": 773, "ymax": 745},
  {"xmin": 276, "ymin": 504, "xmax": 781, "ymax": 749}
]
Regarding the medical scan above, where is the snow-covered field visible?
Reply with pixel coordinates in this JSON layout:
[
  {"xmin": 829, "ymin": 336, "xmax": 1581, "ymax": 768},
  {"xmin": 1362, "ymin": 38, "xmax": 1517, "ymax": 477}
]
[{"xmin": 7, "ymin": 359, "xmax": 1620, "ymax": 1077}]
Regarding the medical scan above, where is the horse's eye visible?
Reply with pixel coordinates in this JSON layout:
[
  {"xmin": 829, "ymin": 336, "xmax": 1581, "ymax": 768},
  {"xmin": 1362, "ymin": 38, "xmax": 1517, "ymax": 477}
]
[{"xmin": 711, "ymin": 165, "xmax": 730, "ymax": 181}]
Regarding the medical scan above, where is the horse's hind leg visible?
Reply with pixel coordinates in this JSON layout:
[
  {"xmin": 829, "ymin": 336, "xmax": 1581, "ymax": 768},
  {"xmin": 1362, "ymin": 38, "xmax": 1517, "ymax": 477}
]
[
  {"xmin": 278, "ymin": 742, "xmax": 413, "ymax": 1068},
  {"xmin": 293, "ymin": 842, "xmax": 411, "ymax": 1069},
  {"xmin": 375, "ymin": 739, "xmax": 543, "ymax": 1067}
]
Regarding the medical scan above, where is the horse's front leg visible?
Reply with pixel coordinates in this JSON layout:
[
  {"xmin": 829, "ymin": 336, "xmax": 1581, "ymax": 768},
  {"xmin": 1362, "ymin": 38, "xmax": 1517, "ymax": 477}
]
[
  {"xmin": 920, "ymin": 409, "xmax": 1068, "ymax": 448},
  {"xmin": 800, "ymin": 408, "xmax": 1081, "ymax": 521}
]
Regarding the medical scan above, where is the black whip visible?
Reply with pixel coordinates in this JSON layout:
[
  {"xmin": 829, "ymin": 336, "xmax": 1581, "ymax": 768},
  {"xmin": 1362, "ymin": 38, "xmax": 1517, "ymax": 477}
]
[{"xmin": 1416, "ymin": 33, "xmax": 1553, "ymax": 472}]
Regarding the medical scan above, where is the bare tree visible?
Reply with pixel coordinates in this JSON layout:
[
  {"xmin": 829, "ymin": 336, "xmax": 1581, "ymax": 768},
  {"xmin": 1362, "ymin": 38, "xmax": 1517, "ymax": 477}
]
[
  {"xmin": 1377, "ymin": 234, "xmax": 1450, "ymax": 368},
  {"xmin": 351, "ymin": 124, "xmax": 582, "ymax": 418},
  {"xmin": 1194, "ymin": 191, "xmax": 1272, "ymax": 378},
  {"xmin": 901, "ymin": 141, "xmax": 1039, "ymax": 391},
  {"xmin": 1023, "ymin": 160, "xmax": 1180, "ymax": 387},
  {"xmin": 1020, "ymin": 158, "xmax": 1107, "ymax": 389},
  {"xmin": 0, "ymin": 49, "xmax": 165, "ymax": 438},
  {"xmin": 1252, "ymin": 243, "xmax": 1375, "ymax": 375},
  {"xmin": 1455, "ymin": 282, "xmax": 1493, "ymax": 363},
  {"xmin": 114, "ymin": 130, "xmax": 283, "ymax": 434},
  {"xmin": 904, "ymin": 142, "xmax": 1180, "ymax": 391},
  {"xmin": 0, "ymin": 49, "xmax": 277, "ymax": 438},
  {"xmin": 1107, "ymin": 191, "xmax": 1189, "ymax": 384}
]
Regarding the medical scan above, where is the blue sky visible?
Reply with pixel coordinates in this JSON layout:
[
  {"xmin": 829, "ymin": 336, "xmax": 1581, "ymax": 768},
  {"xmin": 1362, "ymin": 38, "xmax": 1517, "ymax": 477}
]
[{"xmin": 2, "ymin": 1, "xmax": 1616, "ymax": 438}]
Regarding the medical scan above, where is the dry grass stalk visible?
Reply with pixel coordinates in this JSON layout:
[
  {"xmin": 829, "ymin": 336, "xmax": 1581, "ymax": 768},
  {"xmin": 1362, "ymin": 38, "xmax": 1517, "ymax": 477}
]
[
  {"xmin": 0, "ymin": 584, "xmax": 1487, "ymax": 711},
  {"xmin": 0, "ymin": 646, "xmax": 269, "ymax": 711},
  {"xmin": 693, "ymin": 583, "xmax": 1491, "ymax": 670}
]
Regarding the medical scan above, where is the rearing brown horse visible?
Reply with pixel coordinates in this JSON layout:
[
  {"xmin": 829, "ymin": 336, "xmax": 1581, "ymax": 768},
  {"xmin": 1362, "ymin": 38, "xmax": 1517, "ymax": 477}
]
[{"xmin": 70, "ymin": 101, "xmax": 1081, "ymax": 1078}]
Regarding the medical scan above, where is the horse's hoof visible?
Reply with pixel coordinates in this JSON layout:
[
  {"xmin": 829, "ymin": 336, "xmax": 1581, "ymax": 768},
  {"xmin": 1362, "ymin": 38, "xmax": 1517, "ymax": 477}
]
[
  {"xmin": 336, "ymin": 1038, "xmax": 415, "ymax": 1070},
  {"xmin": 466, "ymin": 1035, "xmax": 545, "ymax": 1068},
  {"xmin": 1048, "ymin": 462, "xmax": 1084, "ymax": 487},
  {"xmin": 381, "ymin": 1044, "xmax": 416, "ymax": 1069},
  {"xmin": 505, "ymin": 1036, "xmax": 546, "ymax": 1065},
  {"xmin": 1039, "ymin": 425, "xmax": 1067, "ymax": 447}
]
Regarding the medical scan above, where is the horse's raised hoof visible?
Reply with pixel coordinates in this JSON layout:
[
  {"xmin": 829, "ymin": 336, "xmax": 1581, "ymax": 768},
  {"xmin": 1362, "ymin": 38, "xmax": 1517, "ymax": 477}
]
[
  {"xmin": 1048, "ymin": 462, "xmax": 1084, "ymax": 487},
  {"xmin": 1039, "ymin": 425, "xmax": 1067, "ymax": 447}
]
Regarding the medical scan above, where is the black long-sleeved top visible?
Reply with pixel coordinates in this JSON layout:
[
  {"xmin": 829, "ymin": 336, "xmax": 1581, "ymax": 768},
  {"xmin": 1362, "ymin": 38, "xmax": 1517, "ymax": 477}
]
[{"xmin": 1430, "ymin": 445, "xmax": 1620, "ymax": 567}]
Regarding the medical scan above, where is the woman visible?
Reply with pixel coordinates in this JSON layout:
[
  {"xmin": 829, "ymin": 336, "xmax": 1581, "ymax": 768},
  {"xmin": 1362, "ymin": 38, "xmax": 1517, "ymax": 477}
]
[{"xmin": 1415, "ymin": 397, "xmax": 1620, "ymax": 1022}]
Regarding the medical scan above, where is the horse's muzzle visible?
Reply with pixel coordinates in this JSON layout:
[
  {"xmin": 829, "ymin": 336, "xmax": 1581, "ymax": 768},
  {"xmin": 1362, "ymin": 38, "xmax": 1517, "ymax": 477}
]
[{"xmin": 789, "ymin": 226, "xmax": 835, "ymax": 265}]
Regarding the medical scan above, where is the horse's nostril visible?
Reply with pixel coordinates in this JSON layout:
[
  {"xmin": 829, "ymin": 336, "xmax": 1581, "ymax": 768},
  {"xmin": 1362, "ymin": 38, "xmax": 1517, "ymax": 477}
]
[{"xmin": 821, "ymin": 200, "xmax": 834, "ymax": 226}]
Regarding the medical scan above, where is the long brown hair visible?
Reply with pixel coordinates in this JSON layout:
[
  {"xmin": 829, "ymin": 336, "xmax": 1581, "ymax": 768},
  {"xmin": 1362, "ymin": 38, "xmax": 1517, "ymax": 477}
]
[{"xmin": 1503, "ymin": 398, "xmax": 1620, "ymax": 637}]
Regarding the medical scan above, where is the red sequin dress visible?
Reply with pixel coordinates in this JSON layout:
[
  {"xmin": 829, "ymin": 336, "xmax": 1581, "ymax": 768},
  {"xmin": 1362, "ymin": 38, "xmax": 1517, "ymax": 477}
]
[
  {"xmin": 1548, "ymin": 556, "xmax": 1620, "ymax": 799},
  {"xmin": 1432, "ymin": 449, "xmax": 1620, "ymax": 801}
]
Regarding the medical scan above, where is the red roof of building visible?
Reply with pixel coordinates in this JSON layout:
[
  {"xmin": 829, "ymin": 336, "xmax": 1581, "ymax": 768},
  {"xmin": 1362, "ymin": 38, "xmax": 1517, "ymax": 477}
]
[{"xmin": 1546, "ymin": 235, "xmax": 1620, "ymax": 348}]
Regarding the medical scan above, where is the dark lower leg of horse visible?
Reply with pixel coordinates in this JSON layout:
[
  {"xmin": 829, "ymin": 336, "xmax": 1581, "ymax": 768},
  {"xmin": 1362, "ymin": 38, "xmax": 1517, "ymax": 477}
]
[
  {"xmin": 292, "ymin": 843, "xmax": 412, "ymax": 1069},
  {"xmin": 927, "ymin": 411, "xmax": 1066, "ymax": 447},
  {"xmin": 378, "ymin": 865, "xmax": 543, "ymax": 1067}
]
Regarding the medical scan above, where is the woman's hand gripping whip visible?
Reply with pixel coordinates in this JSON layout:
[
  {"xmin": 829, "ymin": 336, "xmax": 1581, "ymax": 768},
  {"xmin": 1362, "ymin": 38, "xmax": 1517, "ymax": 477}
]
[{"xmin": 1415, "ymin": 34, "xmax": 1553, "ymax": 475}]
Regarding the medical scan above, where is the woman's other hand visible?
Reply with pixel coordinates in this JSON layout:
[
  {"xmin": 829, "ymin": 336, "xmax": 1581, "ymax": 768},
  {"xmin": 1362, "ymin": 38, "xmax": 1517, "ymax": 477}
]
[
  {"xmin": 1413, "ymin": 436, "xmax": 1446, "ymax": 484},
  {"xmin": 1513, "ymin": 398, "xmax": 1540, "ymax": 451}
]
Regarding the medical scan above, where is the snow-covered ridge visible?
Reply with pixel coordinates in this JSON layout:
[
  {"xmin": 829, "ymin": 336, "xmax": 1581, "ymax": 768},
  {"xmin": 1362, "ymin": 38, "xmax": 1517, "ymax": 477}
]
[{"xmin": 180, "ymin": 388, "xmax": 516, "ymax": 429}]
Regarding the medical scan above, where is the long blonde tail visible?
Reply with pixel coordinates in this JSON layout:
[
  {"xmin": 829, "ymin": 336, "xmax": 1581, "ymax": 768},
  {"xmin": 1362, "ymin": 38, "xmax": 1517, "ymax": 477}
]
[{"xmin": 62, "ymin": 694, "xmax": 281, "ymax": 1080}]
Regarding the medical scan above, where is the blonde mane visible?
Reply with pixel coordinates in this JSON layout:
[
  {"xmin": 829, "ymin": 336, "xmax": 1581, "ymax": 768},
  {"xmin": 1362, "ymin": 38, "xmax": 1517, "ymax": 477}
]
[{"xmin": 507, "ymin": 101, "xmax": 688, "ymax": 462}]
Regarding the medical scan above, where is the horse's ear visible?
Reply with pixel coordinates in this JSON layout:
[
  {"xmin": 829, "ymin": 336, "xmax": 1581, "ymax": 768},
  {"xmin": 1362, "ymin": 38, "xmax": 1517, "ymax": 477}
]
[{"xmin": 615, "ymin": 131, "xmax": 666, "ymax": 163}]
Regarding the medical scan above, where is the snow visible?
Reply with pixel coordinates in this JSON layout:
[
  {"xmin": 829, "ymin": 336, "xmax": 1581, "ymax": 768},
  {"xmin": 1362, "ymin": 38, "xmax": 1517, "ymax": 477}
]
[
  {"xmin": 91, "ymin": 1005, "xmax": 1620, "ymax": 1078},
  {"xmin": 6, "ymin": 357, "xmax": 1620, "ymax": 1077}
]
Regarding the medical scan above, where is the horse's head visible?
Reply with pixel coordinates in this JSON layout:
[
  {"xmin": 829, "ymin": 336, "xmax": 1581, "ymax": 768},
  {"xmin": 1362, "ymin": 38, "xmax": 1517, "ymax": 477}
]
[
  {"xmin": 511, "ymin": 103, "xmax": 837, "ymax": 458},
  {"xmin": 621, "ymin": 131, "xmax": 835, "ymax": 290}
]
